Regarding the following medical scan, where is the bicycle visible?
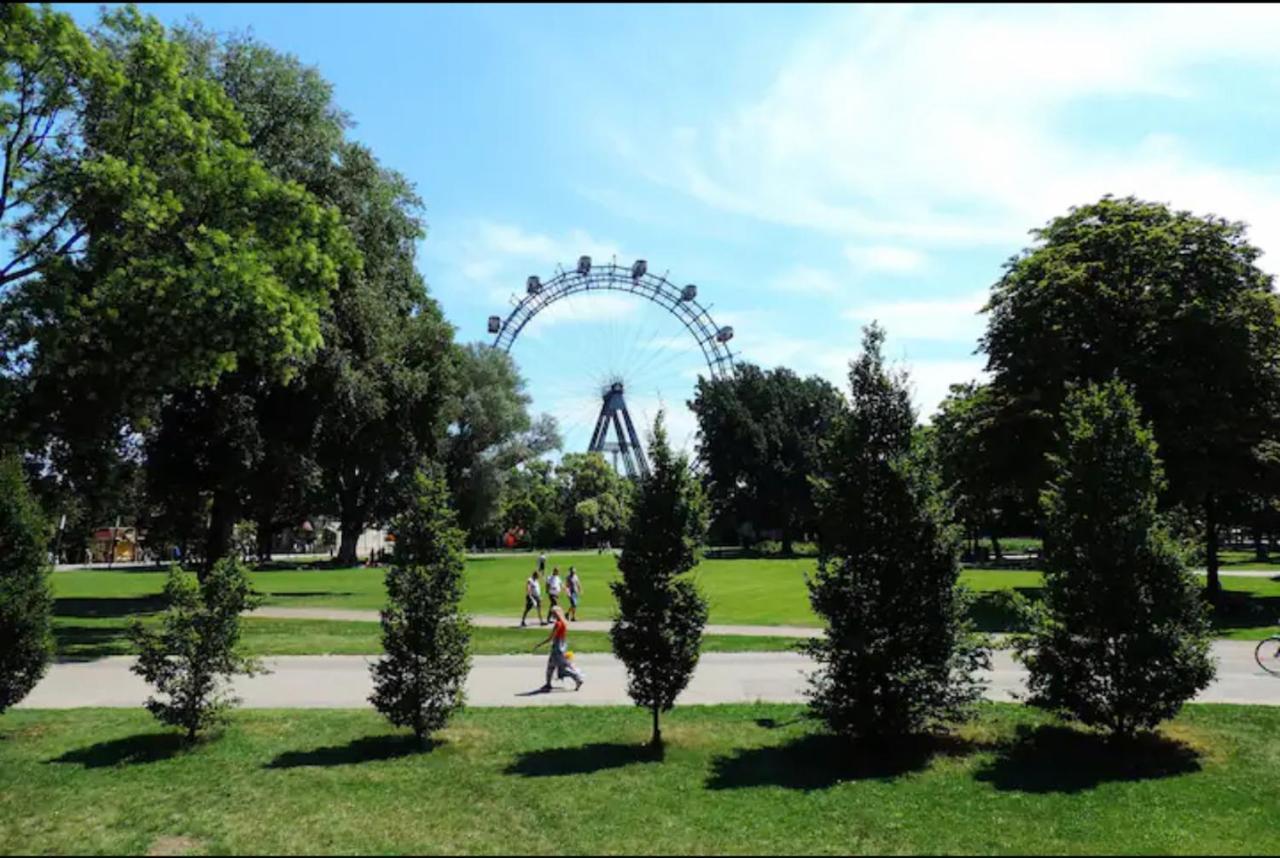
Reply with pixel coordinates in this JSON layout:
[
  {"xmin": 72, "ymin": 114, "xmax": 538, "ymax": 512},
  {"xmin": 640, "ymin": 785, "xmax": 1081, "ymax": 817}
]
[{"xmin": 1256, "ymin": 635, "xmax": 1280, "ymax": 677}]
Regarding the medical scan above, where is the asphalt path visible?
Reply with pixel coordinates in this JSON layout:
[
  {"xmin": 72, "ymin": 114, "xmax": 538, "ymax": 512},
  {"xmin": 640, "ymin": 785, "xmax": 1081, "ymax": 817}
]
[{"xmin": 18, "ymin": 641, "xmax": 1279, "ymax": 709}]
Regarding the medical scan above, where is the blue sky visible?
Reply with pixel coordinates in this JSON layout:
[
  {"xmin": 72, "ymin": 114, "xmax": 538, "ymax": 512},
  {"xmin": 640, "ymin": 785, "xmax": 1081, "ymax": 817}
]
[{"xmin": 62, "ymin": 4, "xmax": 1280, "ymax": 454}]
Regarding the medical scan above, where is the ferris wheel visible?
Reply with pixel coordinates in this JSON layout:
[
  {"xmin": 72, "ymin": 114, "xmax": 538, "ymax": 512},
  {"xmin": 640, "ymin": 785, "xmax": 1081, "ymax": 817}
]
[{"xmin": 487, "ymin": 256, "xmax": 736, "ymax": 478}]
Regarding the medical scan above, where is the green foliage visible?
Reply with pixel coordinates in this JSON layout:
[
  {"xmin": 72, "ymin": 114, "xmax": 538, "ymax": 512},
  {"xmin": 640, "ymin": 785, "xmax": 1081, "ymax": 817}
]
[
  {"xmin": 556, "ymin": 451, "xmax": 631, "ymax": 547},
  {"xmin": 692, "ymin": 364, "xmax": 846, "ymax": 549},
  {"xmin": 128, "ymin": 559, "xmax": 262, "ymax": 741},
  {"xmin": 0, "ymin": 453, "xmax": 52, "ymax": 713},
  {"xmin": 806, "ymin": 324, "xmax": 989, "ymax": 739},
  {"xmin": 370, "ymin": 470, "xmax": 471, "ymax": 743},
  {"xmin": 982, "ymin": 195, "xmax": 1280, "ymax": 588},
  {"xmin": 1017, "ymin": 379, "xmax": 1216, "ymax": 737},
  {"xmin": 610, "ymin": 413, "xmax": 709, "ymax": 746}
]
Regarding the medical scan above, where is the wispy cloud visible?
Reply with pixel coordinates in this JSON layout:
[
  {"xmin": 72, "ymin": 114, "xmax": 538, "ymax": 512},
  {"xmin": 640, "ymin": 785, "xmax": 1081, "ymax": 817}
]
[{"xmin": 844, "ymin": 290, "xmax": 988, "ymax": 344}]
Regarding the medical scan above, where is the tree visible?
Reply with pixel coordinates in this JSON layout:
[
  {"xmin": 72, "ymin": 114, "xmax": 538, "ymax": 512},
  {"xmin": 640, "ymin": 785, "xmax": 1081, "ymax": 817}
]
[
  {"xmin": 3, "ymin": 7, "xmax": 355, "ymax": 539},
  {"xmin": 444, "ymin": 344, "xmax": 559, "ymax": 545},
  {"xmin": 930, "ymin": 381, "xmax": 1029, "ymax": 558},
  {"xmin": 498, "ymin": 458, "xmax": 564, "ymax": 548},
  {"xmin": 0, "ymin": 453, "xmax": 52, "ymax": 714},
  {"xmin": 609, "ymin": 412, "xmax": 709, "ymax": 748},
  {"xmin": 556, "ymin": 451, "xmax": 630, "ymax": 547},
  {"xmin": 806, "ymin": 324, "xmax": 988, "ymax": 740},
  {"xmin": 1017, "ymin": 379, "xmax": 1216, "ymax": 738},
  {"xmin": 982, "ymin": 196, "xmax": 1280, "ymax": 599},
  {"xmin": 129, "ymin": 559, "xmax": 262, "ymax": 741},
  {"xmin": 370, "ymin": 469, "xmax": 471, "ymax": 744},
  {"xmin": 691, "ymin": 364, "xmax": 846, "ymax": 552}
]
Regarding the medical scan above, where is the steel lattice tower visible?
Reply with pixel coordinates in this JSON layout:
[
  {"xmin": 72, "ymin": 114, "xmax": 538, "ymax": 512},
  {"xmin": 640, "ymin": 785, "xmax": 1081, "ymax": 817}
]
[{"xmin": 587, "ymin": 381, "xmax": 650, "ymax": 479}]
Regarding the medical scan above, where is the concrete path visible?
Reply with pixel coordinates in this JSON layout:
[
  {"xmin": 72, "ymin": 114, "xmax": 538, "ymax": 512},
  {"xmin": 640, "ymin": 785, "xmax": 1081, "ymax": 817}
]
[
  {"xmin": 18, "ymin": 641, "xmax": 1279, "ymax": 709},
  {"xmin": 248, "ymin": 606, "xmax": 822, "ymax": 638}
]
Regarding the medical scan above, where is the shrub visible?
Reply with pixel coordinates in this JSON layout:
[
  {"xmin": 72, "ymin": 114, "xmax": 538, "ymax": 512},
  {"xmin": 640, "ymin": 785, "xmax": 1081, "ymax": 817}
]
[
  {"xmin": 610, "ymin": 412, "xmax": 709, "ymax": 747},
  {"xmin": 0, "ymin": 455, "xmax": 53, "ymax": 714},
  {"xmin": 129, "ymin": 560, "xmax": 262, "ymax": 741},
  {"xmin": 1017, "ymin": 379, "xmax": 1215, "ymax": 738},
  {"xmin": 370, "ymin": 470, "xmax": 471, "ymax": 744},
  {"xmin": 806, "ymin": 324, "xmax": 989, "ymax": 739}
]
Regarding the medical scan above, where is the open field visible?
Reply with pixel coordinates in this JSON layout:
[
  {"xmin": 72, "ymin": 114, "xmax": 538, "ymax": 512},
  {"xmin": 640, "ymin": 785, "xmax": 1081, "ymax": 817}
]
[
  {"xmin": 53, "ymin": 616, "xmax": 803, "ymax": 662},
  {"xmin": 49, "ymin": 557, "xmax": 1280, "ymax": 659},
  {"xmin": 2, "ymin": 703, "xmax": 1278, "ymax": 854}
]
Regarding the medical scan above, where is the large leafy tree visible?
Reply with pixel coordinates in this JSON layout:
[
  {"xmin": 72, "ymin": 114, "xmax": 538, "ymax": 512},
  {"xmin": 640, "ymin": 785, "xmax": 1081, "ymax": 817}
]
[
  {"xmin": 444, "ymin": 344, "xmax": 559, "ymax": 545},
  {"xmin": 1018, "ymin": 379, "xmax": 1215, "ymax": 737},
  {"xmin": 982, "ymin": 196, "xmax": 1280, "ymax": 598},
  {"xmin": 555, "ymin": 451, "xmax": 631, "ymax": 548},
  {"xmin": 2, "ymin": 6, "xmax": 354, "ymax": 533},
  {"xmin": 691, "ymin": 363, "xmax": 846, "ymax": 552},
  {"xmin": 610, "ymin": 412, "xmax": 709, "ymax": 748},
  {"xmin": 806, "ymin": 324, "xmax": 988, "ymax": 740}
]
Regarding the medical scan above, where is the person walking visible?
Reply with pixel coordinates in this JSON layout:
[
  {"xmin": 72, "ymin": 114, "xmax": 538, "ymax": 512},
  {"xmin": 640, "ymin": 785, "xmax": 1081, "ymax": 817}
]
[
  {"xmin": 533, "ymin": 605, "xmax": 584, "ymax": 692},
  {"xmin": 566, "ymin": 566, "xmax": 582, "ymax": 621},
  {"xmin": 537, "ymin": 552, "xmax": 547, "ymax": 574},
  {"xmin": 546, "ymin": 567, "xmax": 563, "ymax": 611},
  {"xmin": 521, "ymin": 570, "xmax": 544, "ymax": 627}
]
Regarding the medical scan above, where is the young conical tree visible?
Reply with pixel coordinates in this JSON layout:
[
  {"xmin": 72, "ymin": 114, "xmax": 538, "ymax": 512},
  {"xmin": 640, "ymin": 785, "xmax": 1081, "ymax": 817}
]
[
  {"xmin": 806, "ymin": 324, "xmax": 988, "ymax": 739},
  {"xmin": 0, "ymin": 454, "xmax": 53, "ymax": 714},
  {"xmin": 370, "ymin": 469, "xmax": 472, "ymax": 745},
  {"xmin": 129, "ymin": 559, "xmax": 262, "ymax": 742},
  {"xmin": 1019, "ymin": 379, "xmax": 1216, "ymax": 738},
  {"xmin": 610, "ymin": 411, "xmax": 710, "ymax": 748}
]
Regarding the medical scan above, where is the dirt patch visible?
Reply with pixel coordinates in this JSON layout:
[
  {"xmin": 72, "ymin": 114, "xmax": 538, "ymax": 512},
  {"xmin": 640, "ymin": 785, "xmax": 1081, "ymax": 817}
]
[{"xmin": 146, "ymin": 835, "xmax": 203, "ymax": 856}]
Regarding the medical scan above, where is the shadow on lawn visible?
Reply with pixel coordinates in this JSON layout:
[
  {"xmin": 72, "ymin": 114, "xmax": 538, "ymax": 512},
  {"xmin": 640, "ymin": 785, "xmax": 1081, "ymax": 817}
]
[
  {"xmin": 266, "ymin": 735, "xmax": 437, "ymax": 768},
  {"xmin": 54, "ymin": 624, "xmax": 135, "ymax": 662},
  {"xmin": 707, "ymin": 733, "xmax": 983, "ymax": 791},
  {"xmin": 253, "ymin": 590, "xmax": 356, "ymax": 599},
  {"xmin": 974, "ymin": 725, "xmax": 1201, "ymax": 794},
  {"xmin": 505, "ymin": 742, "xmax": 663, "ymax": 777},
  {"xmin": 50, "ymin": 733, "xmax": 187, "ymax": 768},
  {"xmin": 54, "ymin": 596, "xmax": 167, "ymax": 619}
]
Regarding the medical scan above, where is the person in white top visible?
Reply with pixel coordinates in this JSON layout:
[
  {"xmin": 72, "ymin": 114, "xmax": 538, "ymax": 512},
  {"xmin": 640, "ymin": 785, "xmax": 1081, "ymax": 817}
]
[
  {"xmin": 521, "ymin": 570, "xmax": 543, "ymax": 627},
  {"xmin": 546, "ymin": 567, "xmax": 563, "ymax": 610},
  {"xmin": 566, "ymin": 566, "xmax": 582, "ymax": 621}
]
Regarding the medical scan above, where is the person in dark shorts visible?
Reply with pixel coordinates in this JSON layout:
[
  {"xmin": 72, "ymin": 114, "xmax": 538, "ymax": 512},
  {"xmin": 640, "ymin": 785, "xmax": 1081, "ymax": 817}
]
[
  {"xmin": 521, "ymin": 570, "xmax": 543, "ymax": 627},
  {"xmin": 566, "ymin": 566, "xmax": 582, "ymax": 621}
]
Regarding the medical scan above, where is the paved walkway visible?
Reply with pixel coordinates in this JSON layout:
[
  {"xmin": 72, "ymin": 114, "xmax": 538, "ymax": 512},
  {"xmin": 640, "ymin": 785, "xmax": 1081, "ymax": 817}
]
[
  {"xmin": 18, "ymin": 642, "xmax": 1279, "ymax": 709},
  {"xmin": 248, "ymin": 606, "xmax": 821, "ymax": 638}
]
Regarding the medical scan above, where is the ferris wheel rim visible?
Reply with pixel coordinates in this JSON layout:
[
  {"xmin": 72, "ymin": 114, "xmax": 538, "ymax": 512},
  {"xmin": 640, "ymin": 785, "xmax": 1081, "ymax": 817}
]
[{"xmin": 488, "ymin": 259, "xmax": 736, "ymax": 382}]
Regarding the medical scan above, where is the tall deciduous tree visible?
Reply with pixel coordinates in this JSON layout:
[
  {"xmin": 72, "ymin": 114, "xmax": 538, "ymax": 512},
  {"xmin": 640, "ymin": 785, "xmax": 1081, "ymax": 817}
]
[
  {"xmin": 0, "ymin": 453, "xmax": 52, "ymax": 714},
  {"xmin": 806, "ymin": 324, "xmax": 988, "ymax": 740},
  {"xmin": 1018, "ymin": 379, "xmax": 1215, "ymax": 738},
  {"xmin": 610, "ymin": 413, "xmax": 709, "ymax": 748},
  {"xmin": 370, "ymin": 469, "xmax": 471, "ymax": 745},
  {"xmin": 982, "ymin": 196, "xmax": 1280, "ymax": 598},
  {"xmin": 691, "ymin": 364, "xmax": 846, "ymax": 552}
]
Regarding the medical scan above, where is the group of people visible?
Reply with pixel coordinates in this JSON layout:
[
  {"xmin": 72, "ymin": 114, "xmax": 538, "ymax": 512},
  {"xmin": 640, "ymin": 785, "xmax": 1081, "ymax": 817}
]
[
  {"xmin": 521, "ymin": 554, "xmax": 582, "ymax": 626},
  {"xmin": 523, "ymin": 553, "xmax": 585, "ymax": 693}
]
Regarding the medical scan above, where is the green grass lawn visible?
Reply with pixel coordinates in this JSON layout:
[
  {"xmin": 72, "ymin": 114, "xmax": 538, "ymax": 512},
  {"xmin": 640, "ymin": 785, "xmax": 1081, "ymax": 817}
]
[
  {"xmin": 51, "ymin": 556, "xmax": 1280, "ymax": 650},
  {"xmin": 54, "ymin": 615, "xmax": 804, "ymax": 661},
  {"xmin": 2, "ymin": 703, "xmax": 1277, "ymax": 854}
]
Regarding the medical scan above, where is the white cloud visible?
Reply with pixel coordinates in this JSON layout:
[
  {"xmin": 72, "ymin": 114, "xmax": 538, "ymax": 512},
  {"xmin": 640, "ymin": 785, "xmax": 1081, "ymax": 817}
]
[
  {"xmin": 844, "ymin": 290, "xmax": 988, "ymax": 344},
  {"xmin": 625, "ymin": 4, "xmax": 1280, "ymax": 267},
  {"xmin": 773, "ymin": 265, "xmax": 841, "ymax": 295},
  {"xmin": 844, "ymin": 245, "xmax": 928, "ymax": 275}
]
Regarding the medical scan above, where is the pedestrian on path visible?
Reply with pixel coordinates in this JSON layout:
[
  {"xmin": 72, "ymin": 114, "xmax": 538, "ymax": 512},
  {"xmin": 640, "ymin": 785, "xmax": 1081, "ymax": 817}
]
[
  {"xmin": 566, "ymin": 566, "xmax": 582, "ymax": 621},
  {"xmin": 547, "ymin": 567, "xmax": 563, "ymax": 610},
  {"xmin": 533, "ymin": 605, "xmax": 584, "ymax": 692},
  {"xmin": 521, "ymin": 570, "xmax": 543, "ymax": 627},
  {"xmin": 538, "ymin": 552, "xmax": 547, "ymax": 573}
]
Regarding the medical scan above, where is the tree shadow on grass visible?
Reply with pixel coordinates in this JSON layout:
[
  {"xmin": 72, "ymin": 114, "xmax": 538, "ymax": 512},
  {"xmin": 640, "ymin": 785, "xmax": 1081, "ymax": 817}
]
[
  {"xmin": 707, "ymin": 733, "xmax": 983, "ymax": 791},
  {"xmin": 54, "ymin": 624, "xmax": 135, "ymax": 662},
  {"xmin": 252, "ymin": 590, "xmax": 357, "ymax": 600},
  {"xmin": 974, "ymin": 724, "xmax": 1202, "ymax": 794},
  {"xmin": 54, "ymin": 596, "xmax": 167, "ymax": 619},
  {"xmin": 505, "ymin": 742, "xmax": 663, "ymax": 777},
  {"xmin": 49, "ymin": 733, "xmax": 187, "ymax": 768},
  {"xmin": 265, "ymin": 734, "xmax": 437, "ymax": 769},
  {"xmin": 1210, "ymin": 591, "xmax": 1280, "ymax": 635}
]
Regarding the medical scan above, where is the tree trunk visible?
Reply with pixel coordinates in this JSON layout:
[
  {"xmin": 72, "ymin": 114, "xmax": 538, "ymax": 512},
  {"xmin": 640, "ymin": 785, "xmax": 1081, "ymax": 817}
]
[
  {"xmin": 1253, "ymin": 520, "xmax": 1268, "ymax": 562},
  {"xmin": 204, "ymin": 491, "xmax": 237, "ymax": 573},
  {"xmin": 989, "ymin": 533, "xmax": 1003, "ymax": 561},
  {"xmin": 256, "ymin": 520, "xmax": 275, "ymax": 564},
  {"xmin": 651, "ymin": 704, "xmax": 661, "ymax": 747},
  {"xmin": 337, "ymin": 519, "xmax": 361, "ymax": 566},
  {"xmin": 1204, "ymin": 494, "xmax": 1221, "ymax": 603}
]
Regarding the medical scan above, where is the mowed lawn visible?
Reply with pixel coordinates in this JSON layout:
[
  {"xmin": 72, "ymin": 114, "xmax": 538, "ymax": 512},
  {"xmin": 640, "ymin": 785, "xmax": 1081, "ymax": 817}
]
[
  {"xmin": 51, "ymin": 555, "xmax": 1280, "ymax": 646},
  {"xmin": 2, "ymin": 703, "xmax": 1278, "ymax": 855}
]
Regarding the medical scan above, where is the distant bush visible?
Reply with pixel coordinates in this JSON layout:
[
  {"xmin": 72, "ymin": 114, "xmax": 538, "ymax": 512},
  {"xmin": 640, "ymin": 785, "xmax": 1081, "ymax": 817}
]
[{"xmin": 750, "ymin": 539, "xmax": 818, "ymax": 557}]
